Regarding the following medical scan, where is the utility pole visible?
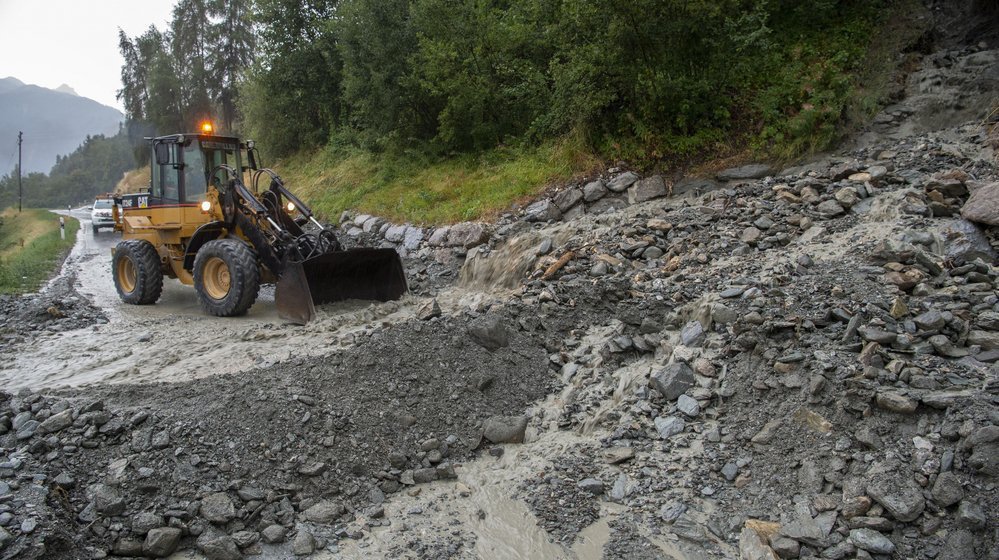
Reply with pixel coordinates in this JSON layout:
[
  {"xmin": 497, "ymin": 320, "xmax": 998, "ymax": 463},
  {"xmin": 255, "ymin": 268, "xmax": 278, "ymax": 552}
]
[{"xmin": 17, "ymin": 131, "xmax": 23, "ymax": 213}]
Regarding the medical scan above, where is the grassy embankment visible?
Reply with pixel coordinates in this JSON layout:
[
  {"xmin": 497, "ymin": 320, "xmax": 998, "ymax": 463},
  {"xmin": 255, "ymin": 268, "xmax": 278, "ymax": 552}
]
[{"xmin": 0, "ymin": 208, "xmax": 79, "ymax": 294}]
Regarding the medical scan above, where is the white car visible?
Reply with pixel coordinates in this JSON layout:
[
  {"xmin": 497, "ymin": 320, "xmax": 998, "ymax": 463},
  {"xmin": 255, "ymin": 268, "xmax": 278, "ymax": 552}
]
[{"xmin": 91, "ymin": 199, "xmax": 115, "ymax": 234}]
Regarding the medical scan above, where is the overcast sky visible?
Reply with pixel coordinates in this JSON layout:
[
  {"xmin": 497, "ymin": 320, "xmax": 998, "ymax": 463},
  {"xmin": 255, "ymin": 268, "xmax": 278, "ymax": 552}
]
[{"xmin": 0, "ymin": 1, "xmax": 176, "ymax": 111}]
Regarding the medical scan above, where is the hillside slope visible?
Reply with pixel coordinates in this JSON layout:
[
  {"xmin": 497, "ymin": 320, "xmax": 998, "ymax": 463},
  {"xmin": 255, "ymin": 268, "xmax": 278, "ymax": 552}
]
[{"xmin": 0, "ymin": 77, "xmax": 123, "ymax": 175}]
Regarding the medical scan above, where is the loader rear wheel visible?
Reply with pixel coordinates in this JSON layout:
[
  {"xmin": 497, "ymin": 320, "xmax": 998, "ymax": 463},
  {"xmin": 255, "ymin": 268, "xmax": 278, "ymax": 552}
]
[
  {"xmin": 113, "ymin": 239, "xmax": 163, "ymax": 305},
  {"xmin": 193, "ymin": 239, "xmax": 260, "ymax": 317}
]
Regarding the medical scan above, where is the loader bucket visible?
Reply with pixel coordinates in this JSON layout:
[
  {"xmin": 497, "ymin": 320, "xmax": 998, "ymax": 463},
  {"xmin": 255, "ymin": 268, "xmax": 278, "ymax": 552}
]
[{"xmin": 275, "ymin": 248, "xmax": 408, "ymax": 325}]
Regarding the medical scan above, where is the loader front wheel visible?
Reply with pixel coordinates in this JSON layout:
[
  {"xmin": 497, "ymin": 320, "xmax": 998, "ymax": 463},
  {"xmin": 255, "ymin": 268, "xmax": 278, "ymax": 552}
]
[
  {"xmin": 113, "ymin": 239, "xmax": 163, "ymax": 305},
  {"xmin": 193, "ymin": 239, "xmax": 260, "ymax": 317}
]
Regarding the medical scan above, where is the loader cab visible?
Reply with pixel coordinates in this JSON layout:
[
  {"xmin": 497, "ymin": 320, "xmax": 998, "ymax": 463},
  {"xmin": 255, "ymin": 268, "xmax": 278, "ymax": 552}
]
[{"xmin": 150, "ymin": 134, "xmax": 244, "ymax": 206}]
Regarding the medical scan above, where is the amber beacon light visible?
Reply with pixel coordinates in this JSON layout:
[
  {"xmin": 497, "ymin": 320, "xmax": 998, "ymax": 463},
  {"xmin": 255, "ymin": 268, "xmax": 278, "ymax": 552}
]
[{"xmin": 200, "ymin": 121, "xmax": 214, "ymax": 134}]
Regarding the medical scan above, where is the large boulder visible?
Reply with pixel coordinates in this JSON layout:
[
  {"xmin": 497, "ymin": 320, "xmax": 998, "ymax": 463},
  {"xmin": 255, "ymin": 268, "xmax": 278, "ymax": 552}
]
[
  {"xmin": 482, "ymin": 415, "xmax": 528, "ymax": 443},
  {"xmin": 961, "ymin": 181, "xmax": 999, "ymax": 225},
  {"xmin": 143, "ymin": 527, "xmax": 182, "ymax": 558},
  {"xmin": 649, "ymin": 363, "xmax": 695, "ymax": 401},
  {"xmin": 607, "ymin": 171, "xmax": 639, "ymax": 192},
  {"xmin": 628, "ymin": 175, "xmax": 668, "ymax": 204},
  {"xmin": 866, "ymin": 472, "xmax": 925, "ymax": 522},
  {"xmin": 447, "ymin": 223, "xmax": 490, "ymax": 248},
  {"xmin": 524, "ymin": 199, "xmax": 562, "ymax": 222},
  {"xmin": 553, "ymin": 188, "xmax": 584, "ymax": 212}
]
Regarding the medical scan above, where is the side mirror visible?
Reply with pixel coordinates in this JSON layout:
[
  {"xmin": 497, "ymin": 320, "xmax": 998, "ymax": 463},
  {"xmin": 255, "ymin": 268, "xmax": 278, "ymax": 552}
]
[{"xmin": 154, "ymin": 143, "xmax": 171, "ymax": 165}]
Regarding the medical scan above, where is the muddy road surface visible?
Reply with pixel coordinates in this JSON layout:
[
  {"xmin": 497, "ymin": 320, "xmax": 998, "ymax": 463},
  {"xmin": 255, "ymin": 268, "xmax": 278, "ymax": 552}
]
[{"xmin": 1, "ymin": 209, "xmax": 456, "ymax": 391}]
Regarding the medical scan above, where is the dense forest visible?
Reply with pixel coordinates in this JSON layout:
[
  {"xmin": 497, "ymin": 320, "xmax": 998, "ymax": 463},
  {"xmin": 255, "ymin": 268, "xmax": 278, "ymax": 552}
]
[
  {"xmin": 241, "ymin": 0, "xmax": 905, "ymax": 163},
  {"xmin": 2, "ymin": 0, "xmax": 919, "ymax": 211}
]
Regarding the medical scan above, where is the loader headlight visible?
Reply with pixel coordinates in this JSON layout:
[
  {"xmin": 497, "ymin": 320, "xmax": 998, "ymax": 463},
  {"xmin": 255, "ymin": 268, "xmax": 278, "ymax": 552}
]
[
  {"xmin": 286, "ymin": 202, "xmax": 296, "ymax": 213},
  {"xmin": 200, "ymin": 200, "xmax": 212, "ymax": 212}
]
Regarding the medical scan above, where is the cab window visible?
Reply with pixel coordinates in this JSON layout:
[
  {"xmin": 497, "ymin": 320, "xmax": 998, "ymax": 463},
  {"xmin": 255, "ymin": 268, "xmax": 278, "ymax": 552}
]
[
  {"xmin": 152, "ymin": 143, "xmax": 179, "ymax": 201},
  {"xmin": 182, "ymin": 143, "xmax": 207, "ymax": 202}
]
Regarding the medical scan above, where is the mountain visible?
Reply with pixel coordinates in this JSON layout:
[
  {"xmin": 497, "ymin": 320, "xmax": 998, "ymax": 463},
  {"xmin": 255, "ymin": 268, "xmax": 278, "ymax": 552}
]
[{"xmin": 0, "ymin": 77, "xmax": 123, "ymax": 175}]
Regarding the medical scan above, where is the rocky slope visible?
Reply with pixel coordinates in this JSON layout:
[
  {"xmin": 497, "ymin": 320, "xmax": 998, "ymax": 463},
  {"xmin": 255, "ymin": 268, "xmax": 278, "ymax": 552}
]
[{"xmin": 0, "ymin": 4, "xmax": 997, "ymax": 560}]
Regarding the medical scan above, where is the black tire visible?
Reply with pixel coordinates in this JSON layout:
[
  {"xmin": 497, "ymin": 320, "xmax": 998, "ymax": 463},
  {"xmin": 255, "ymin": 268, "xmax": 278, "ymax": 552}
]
[
  {"xmin": 92, "ymin": 224, "xmax": 99, "ymax": 235},
  {"xmin": 193, "ymin": 238, "xmax": 260, "ymax": 317},
  {"xmin": 113, "ymin": 239, "xmax": 163, "ymax": 305}
]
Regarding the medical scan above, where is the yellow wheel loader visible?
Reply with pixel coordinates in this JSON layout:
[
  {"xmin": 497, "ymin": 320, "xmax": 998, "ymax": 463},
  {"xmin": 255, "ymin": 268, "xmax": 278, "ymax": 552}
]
[{"xmin": 110, "ymin": 126, "xmax": 406, "ymax": 324}]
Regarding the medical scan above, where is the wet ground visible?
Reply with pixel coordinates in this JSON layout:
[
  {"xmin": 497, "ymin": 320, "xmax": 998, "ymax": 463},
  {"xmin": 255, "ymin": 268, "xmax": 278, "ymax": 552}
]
[{"xmin": 0, "ymin": 209, "xmax": 453, "ymax": 390}]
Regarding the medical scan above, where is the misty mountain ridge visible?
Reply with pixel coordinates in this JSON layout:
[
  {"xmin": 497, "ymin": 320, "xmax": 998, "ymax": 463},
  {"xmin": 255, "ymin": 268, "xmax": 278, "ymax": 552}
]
[{"xmin": 0, "ymin": 77, "xmax": 123, "ymax": 175}]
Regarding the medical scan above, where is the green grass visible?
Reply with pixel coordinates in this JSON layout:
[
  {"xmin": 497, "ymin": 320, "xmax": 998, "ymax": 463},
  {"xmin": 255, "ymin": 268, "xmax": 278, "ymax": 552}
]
[
  {"xmin": 275, "ymin": 133, "xmax": 602, "ymax": 225},
  {"xmin": 0, "ymin": 209, "xmax": 79, "ymax": 294}
]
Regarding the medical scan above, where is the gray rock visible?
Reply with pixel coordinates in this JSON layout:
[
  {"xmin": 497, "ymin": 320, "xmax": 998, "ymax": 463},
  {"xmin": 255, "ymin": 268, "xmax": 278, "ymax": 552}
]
[
  {"xmin": 196, "ymin": 531, "xmax": 242, "ymax": 560},
  {"xmin": 938, "ymin": 529, "xmax": 975, "ymax": 560},
  {"xmin": 403, "ymin": 227, "xmax": 424, "ymax": 250},
  {"xmin": 956, "ymin": 500, "xmax": 986, "ymax": 530},
  {"xmin": 553, "ymin": 188, "xmax": 584, "ymax": 212},
  {"xmin": 940, "ymin": 218, "xmax": 997, "ymax": 263},
  {"xmin": 930, "ymin": 472, "xmax": 963, "ymax": 507},
  {"xmin": 875, "ymin": 392, "xmax": 918, "ymax": 414},
  {"xmin": 131, "ymin": 512, "xmax": 164, "ymax": 535},
  {"xmin": 914, "ymin": 310, "xmax": 945, "ymax": 331},
  {"xmin": 304, "ymin": 500, "xmax": 345, "ymax": 524},
  {"xmin": 482, "ymin": 415, "xmax": 528, "ymax": 444},
  {"xmin": 717, "ymin": 163, "xmax": 773, "ymax": 181},
  {"xmin": 961, "ymin": 181, "xmax": 999, "ymax": 225},
  {"xmin": 866, "ymin": 474, "xmax": 925, "ymax": 522},
  {"xmin": 721, "ymin": 462, "xmax": 738, "ymax": 482},
  {"xmin": 659, "ymin": 502, "xmax": 687, "ymax": 523},
  {"xmin": 582, "ymin": 180, "xmax": 607, "ymax": 201},
  {"xmin": 200, "ymin": 492, "xmax": 235, "ymax": 524},
  {"xmin": 679, "ymin": 320, "xmax": 705, "ymax": 346},
  {"xmin": 293, "ymin": 529, "xmax": 316, "ymax": 556},
  {"xmin": 609, "ymin": 473, "xmax": 629, "ymax": 503},
  {"xmin": 261, "ymin": 524, "xmax": 287, "ymax": 544},
  {"xmin": 650, "ymin": 363, "xmax": 695, "ymax": 401},
  {"xmin": 427, "ymin": 227, "xmax": 450, "ymax": 246},
  {"xmin": 817, "ymin": 200, "xmax": 845, "ymax": 216},
  {"xmin": 627, "ymin": 175, "xmax": 668, "ymax": 204},
  {"xmin": 524, "ymin": 199, "xmax": 562, "ymax": 222},
  {"xmin": 654, "ymin": 415, "xmax": 685, "ymax": 439},
  {"xmin": 446, "ymin": 222, "xmax": 489, "ymax": 248},
  {"xmin": 412, "ymin": 467, "xmax": 438, "ymax": 483},
  {"xmin": 362, "ymin": 216, "xmax": 384, "ymax": 233},
  {"xmin": 384, "ymin": 224, "xmax": 408, "ymax": 242},
  {"xmin": 676, "ymin": 395, "xmax": 700, "ymax": 417},
  {"xmin": 11, "ymin": 411, "xmax": 32, "ymax": 431},
  {"xmin": 577, "ymin": 478, "xmax": 604, "ymax": 495},
  {"xmin": 91, "ymin": 484, "xmax": 126, "ymax": 516},
  {"xmin": 607, "ymin": 171, "xmax": 639, "ymax": 192},
  {"xmin": 467, "ymin": 316, "xmax": 509, "ymax": 350},
  {"xmin": 143, "ymin": 527, "xmax": 182, "ymax": 558},
  {"xmin": 849, "ymin": 528, "xmax": 895, "ymax": 554},
  {"xmin": 768, "ymin": 535, "xmax": 799, "ymax": 559},
  {"xmin": 38, "ymin": 409, "xmax": 73, "ymax": 434},
  {"xmin": 15, "ymin": 419, "xmax": 39, "ymax": 440},
  {"xmin": 968, "ymin": 330, "xmax": 999, "ymax": 350}
]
